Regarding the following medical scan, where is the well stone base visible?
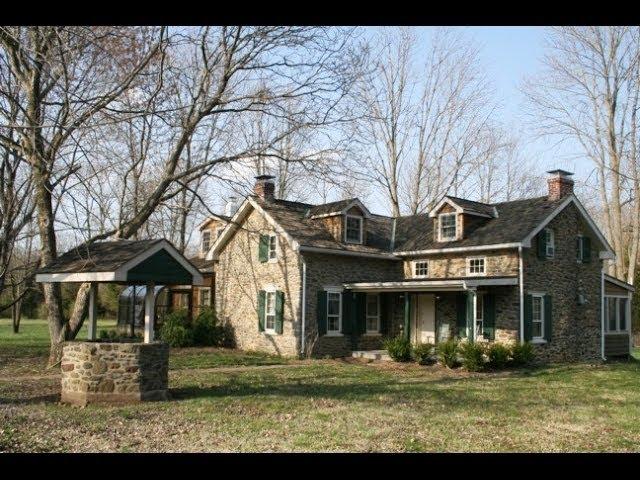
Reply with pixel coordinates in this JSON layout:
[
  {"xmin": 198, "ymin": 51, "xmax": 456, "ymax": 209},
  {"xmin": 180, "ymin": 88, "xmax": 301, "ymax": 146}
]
[{"xmin": 60, "ymin": 341, "xmax": 169, "ymax": 406}]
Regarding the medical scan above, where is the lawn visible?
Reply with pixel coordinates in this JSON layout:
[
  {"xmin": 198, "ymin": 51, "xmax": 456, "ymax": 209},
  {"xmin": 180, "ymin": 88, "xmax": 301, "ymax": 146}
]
[{"xmin": 1, "ymin": 318, "xmax": 640, "ymax": 452}]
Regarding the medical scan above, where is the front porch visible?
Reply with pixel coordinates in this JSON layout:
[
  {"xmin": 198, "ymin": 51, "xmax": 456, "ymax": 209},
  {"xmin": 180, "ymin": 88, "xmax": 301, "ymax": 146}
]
[{"xmin": 343, "ymin": 277, "xmax": 520, "ymax": 348}]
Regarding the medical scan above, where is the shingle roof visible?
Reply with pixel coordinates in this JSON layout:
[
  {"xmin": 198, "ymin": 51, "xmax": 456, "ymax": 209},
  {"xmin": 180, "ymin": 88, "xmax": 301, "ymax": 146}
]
[
  {"xmin": 307, "ymin": 198, "xmax": 359, "ymax": 217},
  {"xmin": 445, "ymin": 196, "xmax": 497, "ymax": 217},
  {"xmin": 37, "ymin": 239, "xmax": 164, "ymax": 274},
  {"xmin": 188, "ymin": 256, "xmax": 215, "ymax": 272},
  {"xmin": 394, "ymin": 196, "xmax": 566, "ymax": 252}
]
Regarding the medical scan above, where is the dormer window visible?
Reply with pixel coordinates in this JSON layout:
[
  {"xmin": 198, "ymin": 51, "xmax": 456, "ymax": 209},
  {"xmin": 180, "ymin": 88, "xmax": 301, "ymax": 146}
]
[
  {"xmin": 201, "ymin": 230, "xmax": 211, "ymax": 254},
  {"xmin": 438, "ymin": 213, "xmax": 457, "ymax": 241},
  {"xmin": 345, "ymin": 215, "xmax": 363, "ymax": 244}
]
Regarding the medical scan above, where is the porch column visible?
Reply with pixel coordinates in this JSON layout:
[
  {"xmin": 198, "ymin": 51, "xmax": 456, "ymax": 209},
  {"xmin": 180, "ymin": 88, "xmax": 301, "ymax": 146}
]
[
  {"xmin": 403, "ymin": 292, "xmax": 411, "ymax": 341},
  {"xmin": 144, "ymin": 282, "xmax": 155, "ymax": 344},
  {"xmin": 87, "ymin": 282, "xmax": 98, "ymax": 340},
  {"xmin": 467, "ymin": 289, "xmax": 477, "ymax": 342}
]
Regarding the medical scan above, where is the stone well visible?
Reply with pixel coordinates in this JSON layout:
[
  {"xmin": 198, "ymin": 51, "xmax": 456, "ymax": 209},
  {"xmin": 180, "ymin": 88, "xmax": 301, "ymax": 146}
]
[{"xmin": 60, "ymin": 341, "xmax": 169, "ymax": 406}]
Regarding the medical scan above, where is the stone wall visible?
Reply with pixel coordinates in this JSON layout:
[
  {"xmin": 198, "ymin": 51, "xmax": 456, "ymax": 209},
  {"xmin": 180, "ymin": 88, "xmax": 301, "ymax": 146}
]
[
  {"xmin": 61, "ymin": 341, "xmax": 168, "ymax": 406},
  {"xmin": 215, "ymin": 207, "xmax": 301, "ymax": 357},
  {"xmin": 303, "ymin": 252, "xmax": 403, "ymax": 357},
  {"xmin": 523, "ymin": 202, "xmax": 603, "ymax": 362},
  {"xmin": 403, "ymin": 248, "xmax": 519, "ymax": 279}
]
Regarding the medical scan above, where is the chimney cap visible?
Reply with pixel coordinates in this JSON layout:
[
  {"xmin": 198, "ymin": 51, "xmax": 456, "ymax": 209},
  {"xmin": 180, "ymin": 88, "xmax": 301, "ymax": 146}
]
[
  {"xmin": 254, "ymin": 174, "xmax": 275, "ymax": 182},
  {"xmin": 546, "ymin": 169, "xmax": 574, "ymax": 177}
]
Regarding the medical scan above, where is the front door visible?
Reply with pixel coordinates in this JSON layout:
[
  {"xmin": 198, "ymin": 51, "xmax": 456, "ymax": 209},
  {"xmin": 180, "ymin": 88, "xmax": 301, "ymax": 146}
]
[{"xmin": 413, "ymin": 294, "xmax": 436, "ymax": 344}]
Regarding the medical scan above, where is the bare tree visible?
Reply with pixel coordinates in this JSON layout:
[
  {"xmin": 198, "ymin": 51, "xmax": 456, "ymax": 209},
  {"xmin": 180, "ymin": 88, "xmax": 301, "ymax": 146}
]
[{"xmin": 523, "ymin": 26, "xmax": 640, "ymax": 283}]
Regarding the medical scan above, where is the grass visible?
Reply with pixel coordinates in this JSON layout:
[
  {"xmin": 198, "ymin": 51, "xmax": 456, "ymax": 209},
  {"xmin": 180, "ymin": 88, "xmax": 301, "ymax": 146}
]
[{"xmin": 1, "ymin": 318, "xmax": 640, "ymax": 452}]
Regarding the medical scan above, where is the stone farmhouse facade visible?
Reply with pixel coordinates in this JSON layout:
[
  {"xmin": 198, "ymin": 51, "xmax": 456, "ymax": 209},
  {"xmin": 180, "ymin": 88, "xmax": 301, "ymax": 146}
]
[{"xmin": 192, "ymin": 171, "xmax": 634, "ymax": 362}]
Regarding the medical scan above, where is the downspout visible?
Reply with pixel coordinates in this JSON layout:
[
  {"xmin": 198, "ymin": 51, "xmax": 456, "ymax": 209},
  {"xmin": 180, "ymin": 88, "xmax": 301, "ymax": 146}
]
[
  {"xmin": 518, "ymin": 246, "xmax": 524, "ymax": 343},
  {"xmin": 601, "ymin": 267, "xmax": 606, "ymax": 361},
  {"xmin": 300, "ymin": 254, "xmax": 307, "ymax": 357}
]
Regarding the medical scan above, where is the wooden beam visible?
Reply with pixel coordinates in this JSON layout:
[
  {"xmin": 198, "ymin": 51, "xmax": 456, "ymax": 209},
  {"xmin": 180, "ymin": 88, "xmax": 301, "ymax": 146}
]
[
  {"xmin": 88, "ymin": 282, "xmax": 98, "ymax": 340},
  {"xmin": 144, "ymin": 282, "xmax": 155, "ymax": 343}
]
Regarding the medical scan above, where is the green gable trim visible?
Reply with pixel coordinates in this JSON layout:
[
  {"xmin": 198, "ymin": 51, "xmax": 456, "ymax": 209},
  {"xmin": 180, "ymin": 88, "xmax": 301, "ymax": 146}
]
[{"xmin": 126, "ymin": 249, "xmax": 193, "ymax": 285}]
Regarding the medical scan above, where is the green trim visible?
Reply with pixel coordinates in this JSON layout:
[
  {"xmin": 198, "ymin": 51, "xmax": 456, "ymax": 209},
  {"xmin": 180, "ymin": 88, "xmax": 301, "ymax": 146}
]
[
  {"xmin": 126, "ymin": 249, "xmax": 193, "ymax": 284},
  {"xmin": 258, "ymin": 290, "xmax": 266, "ymax": 332},
  {"xmin": 483, "ymin": 293, "xmax": 495, "ymax": 341},
  {"xmin": 258, "ymin": 235, "xmax": 269, "ymax": 263}
]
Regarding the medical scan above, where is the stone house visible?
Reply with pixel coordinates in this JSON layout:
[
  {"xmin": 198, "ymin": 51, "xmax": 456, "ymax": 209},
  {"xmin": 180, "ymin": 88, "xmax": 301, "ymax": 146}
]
[{"xmin": 198, "ymin": 171, "xmax": 633, "ymax": 362}]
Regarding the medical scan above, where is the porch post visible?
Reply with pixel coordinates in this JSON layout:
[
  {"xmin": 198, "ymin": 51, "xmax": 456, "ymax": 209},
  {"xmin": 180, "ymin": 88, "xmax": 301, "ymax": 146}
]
[
  {"xmin": 403, "ymin": 292, "xmax": 411, "ymax": 341},
  {"xmin": 467, "ymin": 289, "xmax": 476, "ymax": 342},
  {"xmin": 144, "ymin": 282, "xmax": 155, "ymax": 344},
  {"xmin": 87, "ymin": 282, "xmax": 98, "ymax": 340}
]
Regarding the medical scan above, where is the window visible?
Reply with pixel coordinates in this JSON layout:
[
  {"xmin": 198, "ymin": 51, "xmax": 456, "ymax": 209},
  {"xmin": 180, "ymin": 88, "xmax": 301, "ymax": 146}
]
[
  {"xmin": 268, "ymin": 234, "xmax": 277, "ymax": 261},
  {"xmin": 467, "ymin": 257, "xmax": 486, "ymax": 276},
  {"xmin": 545, "ymin": 228, "xmax": 555, "ymax": 258},
  {"xmin": 199, "ymin": 288, "xmax": 211, "ymax": 307},
  {"xmin": 605, "ymin": 296, "xmax": 629, "ymax": 333},
  {"xmin": 345, "ymin": 215, "xmax": 363, "ymax": 243},
  {"xmin": 365, "ymin": 294, "xmax": 380, "ymax": 333},
  {"xmin": 216, "ymin": 226, "xmax": 225, "ymax": 239},
  {"xmin": 326, "ymin": 291, "xmax": 342, "ymax": 333},
  {"xmin": 532, "ymin": 294, "xmax": 544, "ymax": 340},
  {"xmin": 439, "ymin": 213, "xmax": 457, "ymax": 241},
  {"xmin": 576, "ymin": 235, "xmax": 583, "ymax": 262},
  {"xmin": 201, "ymin": 230, "xmax": 211, "ymax": 254},
  {"xmin": 413, "ymin": 260, "xmax": 429, "ymax": 278},
  {"xmin": 264, "ymin": 290, "xmax": 276, "ymax": 333},
  {"xmin": 475, "ymin": 293, "xmax": 484, "ymax": 339}
]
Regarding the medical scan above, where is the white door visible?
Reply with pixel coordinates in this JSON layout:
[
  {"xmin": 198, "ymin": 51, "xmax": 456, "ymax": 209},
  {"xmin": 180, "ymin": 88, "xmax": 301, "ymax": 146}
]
[{"xmin": 414, "ymin": 294, "xmax": 436, "ymax": 344}]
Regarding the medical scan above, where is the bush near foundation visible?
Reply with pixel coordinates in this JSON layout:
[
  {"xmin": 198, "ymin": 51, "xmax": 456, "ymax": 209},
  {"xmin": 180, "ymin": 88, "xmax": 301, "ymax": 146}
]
[
  {"xmin": 413, "ymin": 342, "xmax": 436, "ymax": 365},
  {"xmin": 459, "ymin": 341, "xmax": 486, "ymax": 372},
  {"xmin": 487, "ymin": 343, "xmax": 511, "ymax": 369},
  {"xmin": 158, "ymin": 309, "xmax": 193, "ymax": 347},
  {"xmin": 383, "ymin": 336, "xmax": 413, "ymax": 362},
  {"xmin": 436, "ymin": 339, "xmax": 460, "ymax": 369},
  {"xmin": 510, "ymin": 342, "xmax": 535, "ymax": 366}
]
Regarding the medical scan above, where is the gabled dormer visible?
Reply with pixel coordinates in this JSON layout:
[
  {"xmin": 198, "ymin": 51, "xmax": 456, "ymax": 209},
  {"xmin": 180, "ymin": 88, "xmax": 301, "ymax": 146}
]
[
  {"xmin": 428, "ymin": 196, "xmax": 497, "ymax": 243},
  {"xmin": 197, "ymin": 214, "xmax": 231, "ymax": 257},
  {"xmin": 307, "ymin": 198, "xmax": 372, "ymax": 245}
]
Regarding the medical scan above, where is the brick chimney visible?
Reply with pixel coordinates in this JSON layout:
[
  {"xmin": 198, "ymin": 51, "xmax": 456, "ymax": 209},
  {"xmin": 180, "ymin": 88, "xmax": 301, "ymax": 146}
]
[
  {"xmin": 254, "ymin": 175, "xmax": 275, "ymax": 201},
  {"xmin": 547, "ymin": 169, "xmax": 574, "ymax": 201}
]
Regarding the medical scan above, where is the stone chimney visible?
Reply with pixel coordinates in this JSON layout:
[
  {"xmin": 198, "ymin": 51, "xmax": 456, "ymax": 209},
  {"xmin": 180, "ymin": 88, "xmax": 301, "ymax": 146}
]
[
  {"xmin": 547, "ymin": 169, "xmax": 574, "ymax": 201},
  {"xmin": 254, "ymin": 175, "xmax": 275, "ymax": 201}
]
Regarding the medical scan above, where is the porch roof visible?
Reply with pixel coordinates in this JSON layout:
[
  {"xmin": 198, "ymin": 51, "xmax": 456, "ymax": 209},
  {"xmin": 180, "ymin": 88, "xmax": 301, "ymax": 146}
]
[{"xmin": 343, "ymin": 276, "xmax": 518, "ymax": 292}]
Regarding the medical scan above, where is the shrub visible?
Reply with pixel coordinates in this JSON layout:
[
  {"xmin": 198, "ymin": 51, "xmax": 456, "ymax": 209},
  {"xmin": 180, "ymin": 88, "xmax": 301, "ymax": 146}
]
[
  {"xmin": 459, "ymin": 341, "xmax": 486, "ymax": 372},
  {"xmin": 510, "ymin": 342, "xmax": 535, "ymax": 367},
  {"xmin": 158, "ymin": 310, "xmax": 193, "ymax": 347},
  {"xmin": 99, "ymin": 329, "xmax": 118, "ymax": 341},
  {"xmin": 413, "ymin": 343, "xmax": 436, "ymax": 365},
  {"xmin": 383, "ymin": 336, "xmax": 413, "ymax": 362},
  {"xmin": 436, "ymin": 339, "xmax": 460, "ymax": 368},
  {"xmin": 487, "ymin": 343, "xmax": 510, "ymax": 369},
  {"xmin": 192, "ymin": 308, "xmax": 222, "ymax": 346}
]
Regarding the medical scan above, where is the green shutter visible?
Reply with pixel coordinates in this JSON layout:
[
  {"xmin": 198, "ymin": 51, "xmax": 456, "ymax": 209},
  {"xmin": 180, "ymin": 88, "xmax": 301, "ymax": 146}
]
[
  {"xmin": 483, "ymin": 294, "xmax": 495, "ymax": 341},
  {"xmin": 537, "ymin": 232, "xmax": 546, "ymax": 260},
  {"xmin": 466, "ymin": 291, "xmax": 475, "ymax": 342},
  {"xmin": 403, "ymin": 293, "xmax": 411, "ymax": 341},
  {"xmin": 380, "ymin": 293, "xmax": 391, "ymax": 335},
  {"xmin": 356, "ymin": 293, "xmax": 367, "ymax": 334},
  {"xmin": 456, "ymin": 293, "xmax": 467, "ymax": 338},
  {"xmin": 341, "ymin": 291, "xmax": 354, "ymax": 334},
  {"xmin": 275, "ymin": 290, "xmax": 284, "ymax": 334},
  {"xmin": 544, "ymin": 294, "xmax": 552, "ymax": 342},
  {"xmin": 257, "ymin": 290, "xmax": 266, "ymax": 332},
  {"xmin": 317, "ymin": 290, "xmax": 327, "ymax": 336},
  {"xmin": 258, "ymin": 235, "xmax": 269, "ymax": 262},
  {"xmin": 583, "ymin": 236, "xmax": 591, "ymax": 263},
  {"xmin": 523, "ymin": 294, "xmax": 533, "ymax": 342}
]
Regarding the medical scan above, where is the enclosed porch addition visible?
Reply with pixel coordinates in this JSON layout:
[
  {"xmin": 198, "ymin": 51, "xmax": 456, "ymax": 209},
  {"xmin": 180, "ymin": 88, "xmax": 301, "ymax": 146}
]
[{"xmin": 343, "ymin": 277, "xmax": 520, "ymax": 347}]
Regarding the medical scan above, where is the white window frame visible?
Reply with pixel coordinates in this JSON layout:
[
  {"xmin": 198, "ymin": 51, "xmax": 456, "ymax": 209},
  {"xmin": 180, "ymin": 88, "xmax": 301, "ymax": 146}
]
[
  {"xmin": 604, "ymin": 295, "xmax": 630, "ymax": 334},
  {"xmin": 345, "ymin": 215, "xmax": 363, "ymax": 244},
  {"xmin": 215, "ymin": 226, "xmax": 225, "ymax": 239},
  {"xmin": 545, "ymin": 228, "xmax": 555, "ymax": 258},
  {"xmin": 201, "ymin": 230, "xmax": 211, "ymax": 254},
  {"xmin": 263, "ymin": 287, "xmax": 277, "ymax": 335},
  {"xmin": 325, "ymin": 288, "xmax": 343, "ymax": 336},
  {"xmin": 267, "ymin": 234, "xmax": 278, "ymax": 262},
  {"xmin": 475, "ymin": 292, "xmax": 484, "ymax": 340},
  {"xmin": 365, "ymin": 293, "xmax": 381, "ymax": 334},
  {"xmin": 466, "ymin": 256, "xmax": 486, "ymax": 277},
  {"xmin": 412, "ymin": 260, "xmax": 429, "ymax": 278},
  {"xmin": 438, "ymin": 213, "xmax": 457, "ymax": 241},
  {"xmin": 199, "ymin": 287, "xmax": 211, "ymax": 307},
  {"xmin": 531, "ymin": 293, "xmax": 545, "ymax": 341}
]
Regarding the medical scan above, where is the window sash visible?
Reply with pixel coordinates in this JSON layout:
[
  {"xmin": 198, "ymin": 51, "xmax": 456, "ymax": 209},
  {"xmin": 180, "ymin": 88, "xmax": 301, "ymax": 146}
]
[
  {"xmin": 265, "ymin": 291, "xmax": 276, "ymax": 332},
  {"xmin": 345, "ymin": 216, "xmax": 362, "ymax": 243},
  {"xmin": 439, "ymin": 213, "xmax": 457, "ymax": 240},
  {"xmin": 414, "ymin": 261, "xmax": 428, "ymax": 277},
  {"xmin": 200, "ymin": 288, "xmax": 211, "ymax": 306},
  {"xmin": 532, "ymin": 295, "xmax": 544, "ymax": 340},
  {"xmin": 545, "ymin": 229, "xmax": 555, "ymax": 257},
  {"xmin": 202, "ymin": 231, "xmax": 211, "ymax": 252},
  {"xmin": 268, "ymin": 235, "xmax": 277, "ymax": 259},
  {"xmin": 605, "ymin": 296, "xmax": 629, "ymax": 333},
  {"xmin": 467, "ymin": 257, "xmax": 486, "ymax": 276},
  {"xmin": 365, "ymin": 294, "xmax": 380, "ymax": 332},
  {"xmin": 327, "ymin": 292, "xmax": 341, "ymax": 332}
]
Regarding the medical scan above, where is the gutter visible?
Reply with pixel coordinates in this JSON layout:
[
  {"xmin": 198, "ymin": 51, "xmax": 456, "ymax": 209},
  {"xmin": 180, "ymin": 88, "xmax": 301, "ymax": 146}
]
[
  {"xmin": 298, "ymin": 245, "xmax": 399, "ymax": 260},
  {"xmin": 601, "ymin": 267, "xmax": 606, "ymax": 361},
  {"xmin": 300, "ymin": 255, "xmax": 307, "ymax": 357},
  {"xmin": 519, "ymin": 245, "xmax": 524, "ymax": 343}
]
